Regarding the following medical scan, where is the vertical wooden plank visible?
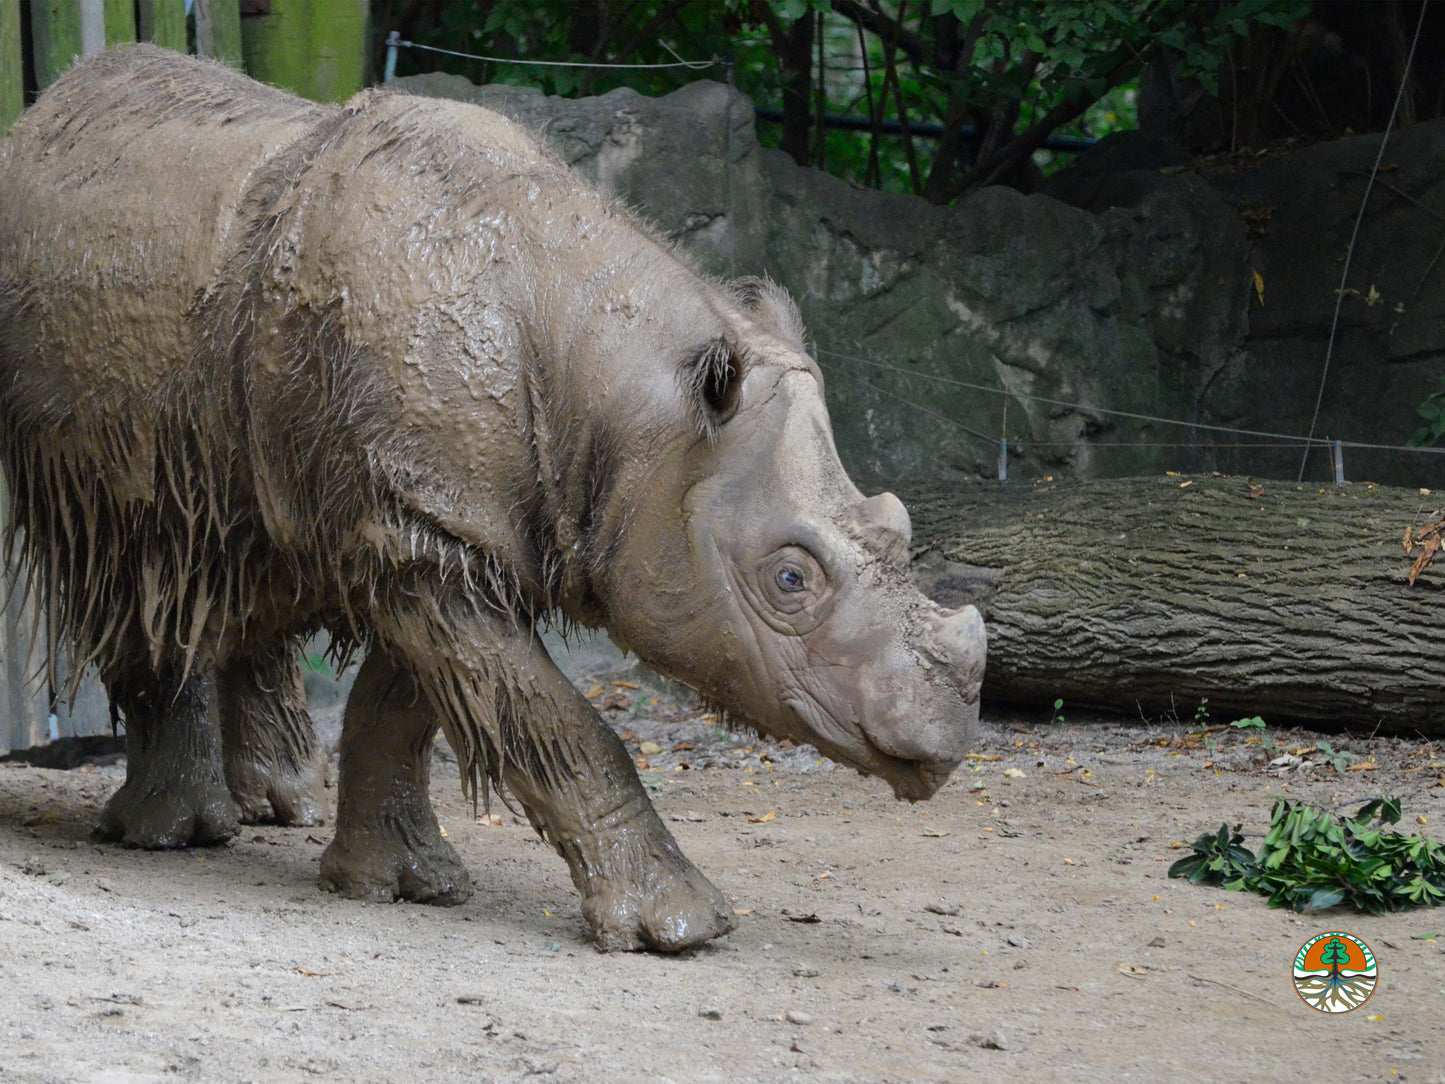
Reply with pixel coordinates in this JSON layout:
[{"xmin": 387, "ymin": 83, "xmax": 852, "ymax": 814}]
[
  {"xmin": 137, "ymin": 0, "xmax": 186, "ymax": 52},
  {"xmin": 241, "ymin": 0, "xmax": 367, "ymax": 103},
  {"xmin": 0, "ymin": 476, "xmax": 47, "ymax": 756},
  {"xmin": 195, "ymin": 0, "xmax": 242, "ymax": 67},
  {"xmin": 1, "ymin": 0, "xmax": 22, "ymax": 134},
  {"xmin": 29, "ymin": 0, "xmax": 84, "ymax": 89},
  {"xmin": 102, "ymin": 0, "xmax": 134, "ymax": 44}
]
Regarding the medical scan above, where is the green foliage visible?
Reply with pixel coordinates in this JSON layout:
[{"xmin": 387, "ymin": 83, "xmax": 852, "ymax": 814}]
[
  {"xmin": 1168, "ymin": 822, "xmax": 1258, "ymax": 888},
  {"xmin": 1169, "ymin": 798, "xmax": 1445, "ymax": 913},
  {"xmin": 1409, "ymin": 380, "xmax": 1445, "ymax": 447},
  {"xmin": 1193, "ymin": 698, "xmax": 1210, "ymax": 725},
  {"xmin": 1230, "ymin": 715, "xmax": 1265, "ymax": 729},
  {"xmin": 1316, "ymin": 741, "xmax": 1353, "ymax": 773},
  {"xmin": 380, "ymin": 0, "xmax": 1312, "ymax": 201},
  {"xmin": 1050, "ymin": 698, "xmax": 1066, "ymax": 726}
]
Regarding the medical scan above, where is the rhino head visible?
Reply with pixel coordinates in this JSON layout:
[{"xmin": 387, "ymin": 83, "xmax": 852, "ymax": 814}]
[{"xmin": 594, "ymin": 277, "xmax": 984, "ymax": 801}]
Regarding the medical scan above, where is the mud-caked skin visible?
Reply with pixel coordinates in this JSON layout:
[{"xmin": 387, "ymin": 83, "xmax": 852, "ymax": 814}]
[{"xmin": 0, "ymin": 47, "xmax": 985, "ymax": 952}]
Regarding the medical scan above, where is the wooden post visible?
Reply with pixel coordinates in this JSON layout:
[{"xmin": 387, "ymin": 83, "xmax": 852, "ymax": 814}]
[
  {"xmin": 241, "ymin": 0, "xmax": 368, "ymax": 103},
  {"xmin": 137, "ymin": 0, "xmax": 186, "ymax": 51},
  {"xmin": 1, "ymin": 0, "xmax": 22, "ymax": 134},
  {"xmin": 195, "ymin": 0, "xmax": 243, "ymax": 67},
  {"xmin": 29, "ymin": 0, "xmax": 84, "ymax": 89},
  {"xmin": 0, "ymin": 474, "xmax": 47, "ymax": 756}
]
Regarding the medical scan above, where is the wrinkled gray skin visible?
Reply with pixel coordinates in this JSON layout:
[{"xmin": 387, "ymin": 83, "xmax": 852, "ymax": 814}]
[{"xmin": 0, "ymin": 47, "xmax": 984, "ymax": 951}]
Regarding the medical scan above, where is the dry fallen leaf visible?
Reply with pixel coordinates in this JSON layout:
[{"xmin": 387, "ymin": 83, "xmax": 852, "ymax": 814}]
[
  {"xmin": 1345, "ymin": 762, "xmax": 1379, "ymax": 772},
  {"xmin": 583, "ymin": 684, "xmax": 604, "ymax": 699},
  {"xmin": 638, "ymin": 740, "xmax": 663, "ymax": 756},
  {"xmin": 613, "ymin": 680, "xmax": 641, "ymax": 690},
  {"xmin": 1252, "ymin": 268, "xmax": 1265, "ymax": 305},
  {"xmin": 747, "ymin": 809, "xmax": 776, "ymax": 824},
  {"xmin": 920, "ymin": 827, "xmax": 949, "ymax": 837},
  {"xmin": 1116, "ymin": 964, "xmax": 1150, "ymax": 977},
  {"xmin": 1405, "ymin": 518, "xmax": 1443, "ymax": 585}
]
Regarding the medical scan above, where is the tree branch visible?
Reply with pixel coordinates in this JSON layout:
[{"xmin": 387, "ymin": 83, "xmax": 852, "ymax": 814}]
[{"xmin": 832, "ymin": 0, "xmax": 931, "ymax": 69}]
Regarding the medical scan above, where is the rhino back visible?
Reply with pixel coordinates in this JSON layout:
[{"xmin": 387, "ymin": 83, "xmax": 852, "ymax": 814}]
[{"xmin": 0, "ymin": 44, "xmax": 332, "ymax": 501}]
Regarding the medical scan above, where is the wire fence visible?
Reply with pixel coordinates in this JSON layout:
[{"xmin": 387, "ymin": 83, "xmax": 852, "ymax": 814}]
[{"xmin": 821, "ymin": 346, "xmax": 1445, "ymax": 483}]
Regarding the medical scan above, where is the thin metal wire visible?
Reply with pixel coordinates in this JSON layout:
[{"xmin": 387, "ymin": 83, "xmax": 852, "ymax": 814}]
[
  {"xmin": 1298, "ymin": 0, "xmax": 1430, "ymax": 480},
  {"xmin": 393, "ymin": 38, "xmax": 719, "ymax": 71},
  {"xmin": 827, "ymin": 364, "xmax": 997, "ymax": 447},
  {"xmin": 819, "ymin": 347, "xmax": 1445, "ymax": 457}
]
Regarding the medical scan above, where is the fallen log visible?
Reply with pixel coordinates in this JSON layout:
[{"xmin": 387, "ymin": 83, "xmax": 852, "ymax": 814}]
[{"xmin": 902, "ymin": 475, "xmax": 1445, "ymax": 735}]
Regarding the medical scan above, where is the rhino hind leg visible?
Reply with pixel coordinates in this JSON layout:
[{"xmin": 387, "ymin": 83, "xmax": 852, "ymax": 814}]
[
  {"xmin": 497, "ymin": 640, "xmax": 735, "ymax": 953},
  {"xmin": 219, "ymin": 639, "xmax": 325, "ymax": 826},
  {"xmin": 319, "ymin": 647, "xmax": 472, "ymax": 905},
  {"xmin": 95, "ymin": 665, "xmax": 241, "ymax": 848}
]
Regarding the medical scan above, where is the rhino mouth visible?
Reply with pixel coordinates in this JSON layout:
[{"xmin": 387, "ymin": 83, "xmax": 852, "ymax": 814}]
[{"xmin": 780, "ymin": 697, "xmax": 959, "ymax": 802}]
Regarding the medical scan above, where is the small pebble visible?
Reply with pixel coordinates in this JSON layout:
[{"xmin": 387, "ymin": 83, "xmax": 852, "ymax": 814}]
[
  {"xmin": 785, "ymin": 1010, "xmax": 813, "ymax": 1026},
  {"xmin": 792, "ymin": 964, "xmax": 821, "ymax": 978},
  {"xmin": 698, "ymin": 1007, "xmax": 723, "ymax": 1020}
]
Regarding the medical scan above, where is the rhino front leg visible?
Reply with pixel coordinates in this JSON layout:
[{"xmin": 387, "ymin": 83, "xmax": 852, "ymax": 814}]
[
  {"xmin": 319, "ymin": 647, "xmax": 472, "ymax": 905},
  {"xmin": 96, "ymin": 664, "xmax": 241, "ymax": 848},
  {"xmin": 220, "ymin": 638, "xmax": 325, "ymax": 826},
  {"xmin": 495, "ymin": 636, "xmax": 735, "ymax": 953}
]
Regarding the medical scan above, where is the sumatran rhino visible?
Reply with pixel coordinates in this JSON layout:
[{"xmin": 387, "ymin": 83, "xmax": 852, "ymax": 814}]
[{"xmin": 0, "ymin": 46, "xmax": 985, "ymax": 951}]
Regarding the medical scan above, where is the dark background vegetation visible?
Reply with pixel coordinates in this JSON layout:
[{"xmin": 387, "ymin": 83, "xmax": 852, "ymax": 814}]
[{"xmin": 371, "ymin": 1, "xmax": 1445, "ymax": 200}]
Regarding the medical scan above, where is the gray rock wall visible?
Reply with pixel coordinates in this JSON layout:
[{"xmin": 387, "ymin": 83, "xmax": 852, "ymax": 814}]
[{"xmin": 394, "ymin": 73, "xmax": 1444, "ymax": 490}]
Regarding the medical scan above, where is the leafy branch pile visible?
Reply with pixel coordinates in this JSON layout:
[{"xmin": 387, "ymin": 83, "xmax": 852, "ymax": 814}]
[{"xmin": 1169, "ymin": 797, "xmax": 1445, "ymax": 912}]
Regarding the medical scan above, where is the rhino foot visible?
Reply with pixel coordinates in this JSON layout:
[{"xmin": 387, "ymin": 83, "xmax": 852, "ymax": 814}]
[
  {"xmin": 319, "ymin": 816, "xmax": 473, "ymax": 905},
  {"xmin": 227, "ymin": 754, "xmax": 325, "ymax": 827},
  {"xmin": 95, "ymin": 771, "xmax": 240, "ymax": 849},
  {"xmin": 220, "ymin": 641, "xmax": 326, "ymax": 827},
  {"xmin": 96, "ymin": 665, "xmax": 240, "ymax": 849},
  {"xmin": 580, "ymin": 845, "xmax": 736, "ymax": 953}
]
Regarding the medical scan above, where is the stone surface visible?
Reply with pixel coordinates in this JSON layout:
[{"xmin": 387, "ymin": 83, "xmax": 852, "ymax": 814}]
[{"xmin": 396, "ymin": 72, "xmax": 1445, "ymax": 491}]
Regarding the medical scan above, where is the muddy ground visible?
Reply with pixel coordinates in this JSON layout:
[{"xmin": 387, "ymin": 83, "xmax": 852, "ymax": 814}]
[{"xmin": 1, "ymin": 635, "xmax": 1443, "ymax": 1083}]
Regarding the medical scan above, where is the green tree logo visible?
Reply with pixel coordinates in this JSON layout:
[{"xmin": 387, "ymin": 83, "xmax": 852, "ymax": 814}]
[{"xmin": 1293, "ymin": 932, "xmax": 1377, "ymax": 1013}]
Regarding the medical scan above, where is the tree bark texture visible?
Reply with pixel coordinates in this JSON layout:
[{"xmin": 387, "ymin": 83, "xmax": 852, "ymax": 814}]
[{"xmin": 903, "ymin": 476, "xmax": 1445, "ymax": 735}]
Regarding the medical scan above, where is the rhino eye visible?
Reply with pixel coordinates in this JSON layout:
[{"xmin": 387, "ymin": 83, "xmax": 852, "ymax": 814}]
[{"xmin": 776, "ymin": 566, "xmax": 806, "ymax": 593}]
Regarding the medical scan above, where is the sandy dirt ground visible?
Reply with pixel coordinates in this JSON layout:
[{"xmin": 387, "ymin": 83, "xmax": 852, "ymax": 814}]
[{"xmin": 2, "ymin": 639, "xmax": 1443, "ymax": 1084}]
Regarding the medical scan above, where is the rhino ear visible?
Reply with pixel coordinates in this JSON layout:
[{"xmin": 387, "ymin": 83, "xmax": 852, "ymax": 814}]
[
  {"xmin": 728, "ymin": 276, "xmax": 809, "ymax": 353},
  {"xmin": 680, "ymin": 336, "xmax": 743, "ymax": 438}
]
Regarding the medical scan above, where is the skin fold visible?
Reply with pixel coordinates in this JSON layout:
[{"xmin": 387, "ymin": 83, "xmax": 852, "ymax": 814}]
[{"xmin": 0, "ymin": 45, "xmax": 985, "ymax": 952}]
